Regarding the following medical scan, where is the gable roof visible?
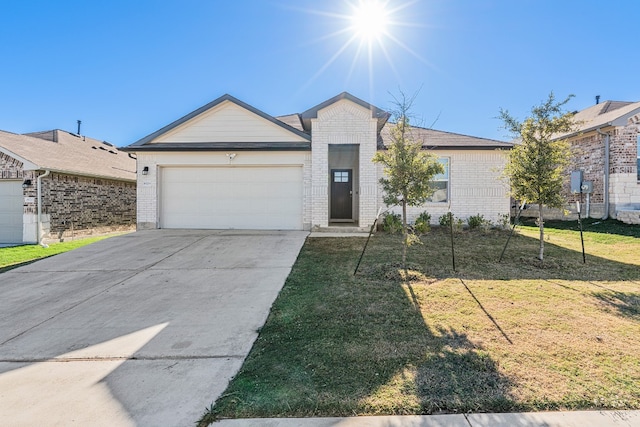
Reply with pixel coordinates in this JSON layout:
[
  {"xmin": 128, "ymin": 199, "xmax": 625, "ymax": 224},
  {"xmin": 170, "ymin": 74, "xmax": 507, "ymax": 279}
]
[
  {"xmin": 556, "ymin": 100, "xmax": 640, "ymax": 138},
  {"xmin": 380, "ymin": 123, "xmax": 512, "ymax": 150},
  {"xmin": 0, "ymin": 129, "xmax": 136, "ymax": 181},
  {"xmin": 275, "ymin": 113, "xmax": 304, "ymax": 132},
  {"xmin": 300, "ymin": 92, "xmax": 390, "ymax": 132},
  {"xmin": 123, "ymin": 94, "xmax": 311, "ymax": 151}
]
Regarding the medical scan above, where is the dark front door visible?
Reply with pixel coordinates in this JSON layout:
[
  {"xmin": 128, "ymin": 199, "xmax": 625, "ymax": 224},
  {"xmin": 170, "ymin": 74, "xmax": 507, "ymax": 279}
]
[{"xmin": 331, "ymin": 169, "xmax": 352, "ymax": 220}]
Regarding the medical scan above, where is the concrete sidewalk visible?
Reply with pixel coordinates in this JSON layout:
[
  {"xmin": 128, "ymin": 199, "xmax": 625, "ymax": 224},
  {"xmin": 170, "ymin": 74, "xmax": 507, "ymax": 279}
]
[{"xmin": 212, "ymin": 410, "xmax": 640, "ymax": 426}]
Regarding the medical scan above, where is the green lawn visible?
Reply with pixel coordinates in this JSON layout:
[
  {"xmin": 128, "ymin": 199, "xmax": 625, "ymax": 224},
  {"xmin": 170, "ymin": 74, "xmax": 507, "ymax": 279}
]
[
  {"xmin": 203, "ymin": 222, "xmax": 640, "ymax": 424},
  {"xmin": 0, "ymin": 235, "xmax": 115, "ymax": 272}
]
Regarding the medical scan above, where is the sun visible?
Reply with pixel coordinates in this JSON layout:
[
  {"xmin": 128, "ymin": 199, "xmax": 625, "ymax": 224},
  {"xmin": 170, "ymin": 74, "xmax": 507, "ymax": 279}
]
[
  {"xmin": 292, "ymin": 0, "xmax": 429, "ymax": 96},
  {"xmin": 350, "ymin": 0, "xmax": 390, "ymax": 42}
]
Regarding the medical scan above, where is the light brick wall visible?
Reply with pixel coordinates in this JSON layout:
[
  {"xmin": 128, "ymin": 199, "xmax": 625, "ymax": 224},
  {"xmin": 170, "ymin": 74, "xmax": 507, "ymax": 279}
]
[
  {"xmin": 135, "ymin": 151, "xmax": 310, "ymax": 230},
  {"xmin": 378, "ymin": 150, "xmax": 511, "ymax": 225},
  {"xmin": 311, "ymin": 99, "xmax": 379, "ymax": 228}
]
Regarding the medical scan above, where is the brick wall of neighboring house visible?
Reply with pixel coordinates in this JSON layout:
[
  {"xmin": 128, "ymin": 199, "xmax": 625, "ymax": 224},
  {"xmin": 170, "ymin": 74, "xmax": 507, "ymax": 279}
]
[
  {"xmin": 41, "ymin": 172, "xmax": 136, "ymax": 241},
  {"xmin": 519, "ymin": 122, "xmax": 640, "ymax": 221},
  {"xmin": 0, "ymin": 151, "xmax": 26, "ymax": 179},
  {"xmin": 563, "ymin": 123, "xmax": 640, "ymax": 219}
]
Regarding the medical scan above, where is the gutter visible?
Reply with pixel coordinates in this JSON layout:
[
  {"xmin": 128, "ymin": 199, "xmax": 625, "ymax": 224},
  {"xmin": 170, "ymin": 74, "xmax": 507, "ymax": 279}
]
[
  {"xmin": 36, "ymin": 169, "xmax": 51, "ymax": 247},
  {"xmin": 32, "ymin": 167, "xmax": 136, "ymax": 183},
  {"xmin": 596, "ymin": 128, "xmax": 610, "ymax": 220}
]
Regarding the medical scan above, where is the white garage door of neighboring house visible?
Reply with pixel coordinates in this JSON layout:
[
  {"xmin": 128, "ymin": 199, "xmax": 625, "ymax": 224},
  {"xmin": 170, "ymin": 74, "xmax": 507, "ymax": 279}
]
[
  {"xmin": 160, "ymin": 166, "xmax": 303, "ymax": 230},
  {"xmin": 0, "ymin": 180, "xmax": 23, "ymax": 243}
]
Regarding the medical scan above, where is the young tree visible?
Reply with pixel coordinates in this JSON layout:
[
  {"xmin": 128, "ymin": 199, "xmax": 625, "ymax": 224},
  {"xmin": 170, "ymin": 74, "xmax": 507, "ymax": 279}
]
[
  {"xmin": 499, "ymin": 92, "xmax": 576, "ymax": 261},
  {"xmin": 374, "ymin": 91, "xmax": 444, "ymax": 268}
]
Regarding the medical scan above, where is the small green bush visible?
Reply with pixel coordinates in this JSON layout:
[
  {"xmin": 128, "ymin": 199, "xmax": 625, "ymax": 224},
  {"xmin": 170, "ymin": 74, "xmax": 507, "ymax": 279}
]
[
  {"xmin": 467, "ymin": 214, "xmax": 486, "ymax": 230},
  {"xmin": 438, "ymin": 213, "xmax": 463, "ymax": 231},
  {"xmin": 382, "ymin": 212, "xmax": 402, "ymax": 233},
  {"xmin": 414, "ymin": 211, "xmax": 431, "ymax": 234},
  {"xmin": 497, "ymin": 214, "xmax": 511, "ymax": 230}
]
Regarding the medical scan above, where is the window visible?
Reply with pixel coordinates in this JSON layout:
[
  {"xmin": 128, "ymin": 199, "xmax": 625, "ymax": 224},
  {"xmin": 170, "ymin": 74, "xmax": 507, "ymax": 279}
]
[
  {"xmin": 637, "ymin": 135, "xmax": 640, "ymax": 181},
  {"xmin": 334, "ymin": 171, "xmax": 349, "ymax": 183},
  {"xmin": 427, "ymin": 158, "xmax": 449, "ymax": 203}
]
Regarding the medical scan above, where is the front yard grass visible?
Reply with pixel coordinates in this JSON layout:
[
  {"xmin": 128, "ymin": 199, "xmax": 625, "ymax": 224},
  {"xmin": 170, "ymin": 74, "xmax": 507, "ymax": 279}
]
[
  {"xmin": 205, "ymin": 223, "xmax": 639, "ymax": 423},
  {"xmin": 0, "ymin": 235, "xmax": 114, "ymax": 272}
]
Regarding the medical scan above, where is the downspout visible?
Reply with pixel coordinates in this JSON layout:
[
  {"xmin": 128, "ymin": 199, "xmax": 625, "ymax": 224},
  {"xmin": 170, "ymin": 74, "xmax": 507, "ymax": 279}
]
[
  {"xmin": 37, "ymin": 169, "xmax": 51, "ymax": 247},
  {"xmin": 596, "ymin": 128, "xmax": 610, "ymax": 220}
]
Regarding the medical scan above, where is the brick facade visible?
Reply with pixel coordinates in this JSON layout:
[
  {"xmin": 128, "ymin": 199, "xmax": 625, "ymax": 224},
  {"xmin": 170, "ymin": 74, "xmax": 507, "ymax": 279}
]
[
  {"xmin": 564, "ymin": 123, "xmax": 640, "ymax": 219},
  {"xmin": 380, "ymin": 150, "xmax": 510, "ymax": 225},
  {"xmin": 41, "ymin": 173, "xmax": 136, "ymax": 240},
  {"xmin": 1, "ymin": 150, "xmax": 136, "ymax": 242},
  {"xmin": 311, "ymin": 99, "xmax": 379, "ymax": 229},
  {"xmin": 0, "ymin": 151, "xmax": 26, "ymax": 179},
  {"xmin": 129, "ymin": 95, "xmax": 512, "ymax": 231}
]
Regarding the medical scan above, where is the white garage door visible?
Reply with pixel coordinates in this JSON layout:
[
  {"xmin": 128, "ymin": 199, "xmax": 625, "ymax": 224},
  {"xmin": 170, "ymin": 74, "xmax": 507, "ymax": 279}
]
[
  {"xmin": 160, "ymin": 166, "xmax": 303, "ymax": 230},
  {"xmin": 0, "ymin": 180, "xmax": 23, "ymax": 243}
]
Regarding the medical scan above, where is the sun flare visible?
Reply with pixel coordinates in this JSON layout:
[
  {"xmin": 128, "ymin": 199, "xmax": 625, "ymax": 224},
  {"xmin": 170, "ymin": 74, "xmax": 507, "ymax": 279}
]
[
  {"xmin": 351, "ymin": 0, "xmax": 390, "ymax": 41},
  {"xmin": 294, "ymin": 0, "xmax": 429, "ymax": 96}
]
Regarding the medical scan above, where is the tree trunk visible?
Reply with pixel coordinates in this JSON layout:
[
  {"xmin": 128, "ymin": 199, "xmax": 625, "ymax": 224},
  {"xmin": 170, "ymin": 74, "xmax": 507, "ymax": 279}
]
[
  {"xmin": 538, "ymin": 204, "xmax": 545, "ymax": 261},
  {"xmin": 402, "ymin": 200, "xmax": 408, "ymax": 270}
]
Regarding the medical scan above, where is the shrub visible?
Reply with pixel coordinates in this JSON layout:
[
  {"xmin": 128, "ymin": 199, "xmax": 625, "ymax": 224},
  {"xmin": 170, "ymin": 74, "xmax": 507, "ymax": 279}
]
[
  {"xmin": 414, "ymin": 211, "xmax": 431, "ymax": 234},
  {"xmin": 467, "ymin": 214, "xmax": 486, "ymax": 230},
  {"xmin": 382, "ymin": 212, "xmax": 402, "ymax": 234},
  {"xmin": 497, "ymin": 214, "xmax": 511, "ymax": 230},
  {"xmin": 438, "ymin": 213, "xmax": 463, "ymax": 231}
]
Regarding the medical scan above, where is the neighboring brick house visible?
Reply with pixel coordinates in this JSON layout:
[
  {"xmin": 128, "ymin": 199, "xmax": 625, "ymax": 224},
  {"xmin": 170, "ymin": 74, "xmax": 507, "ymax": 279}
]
[
  {"xmin": 123, "ymin": 92, "xmax": 512, "ymax": 231},
  {"xmin": 557, "ymin": 100, "xmax": 640, "ymax": 224},
  {"xmin": 0, "ymin": 129, "xmax": 137, "ymax": 244}
]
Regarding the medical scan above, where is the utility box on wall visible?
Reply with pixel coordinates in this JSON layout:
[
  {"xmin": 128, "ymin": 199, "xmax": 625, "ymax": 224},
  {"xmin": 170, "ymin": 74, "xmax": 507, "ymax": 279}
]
[
  {"xmin": 570, "ymin": 171, "xmax": 583, "ymax": 194},
  {"xmin": 581, "ymin": 181, "xmax": 593, "ymax": 193}
]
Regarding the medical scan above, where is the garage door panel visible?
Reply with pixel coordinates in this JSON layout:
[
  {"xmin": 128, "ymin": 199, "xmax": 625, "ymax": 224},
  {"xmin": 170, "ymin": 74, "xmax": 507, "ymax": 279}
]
[
  {"xmin": 161, "ymin": 167, "xmax": 303, "ymax": 230},
  {"xmin": 0, "ymin": 181, "xmax": 23, "ymax": 243}
]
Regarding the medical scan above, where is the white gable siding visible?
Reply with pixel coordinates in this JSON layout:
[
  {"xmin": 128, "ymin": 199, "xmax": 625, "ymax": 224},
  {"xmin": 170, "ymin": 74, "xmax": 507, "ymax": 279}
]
[{"xmin": 152, "ymin": 101, "xmax": 308, "ymax": 143}]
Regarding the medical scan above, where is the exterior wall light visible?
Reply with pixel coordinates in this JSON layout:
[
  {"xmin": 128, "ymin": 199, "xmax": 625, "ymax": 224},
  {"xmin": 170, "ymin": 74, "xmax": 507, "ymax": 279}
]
[
  {"xmin": 22, "ymin": 179, "xmax": 33, "ymax": 188},
  {"xmin": 142, "ymin": 166, "xmax": 149, "ymax": 175}
]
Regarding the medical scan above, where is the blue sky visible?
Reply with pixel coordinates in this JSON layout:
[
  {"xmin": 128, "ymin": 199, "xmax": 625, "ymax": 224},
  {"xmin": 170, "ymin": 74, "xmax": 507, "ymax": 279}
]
[{"xmin": 1, "ymin": 0, "xmax": 638, "ymax": 147}]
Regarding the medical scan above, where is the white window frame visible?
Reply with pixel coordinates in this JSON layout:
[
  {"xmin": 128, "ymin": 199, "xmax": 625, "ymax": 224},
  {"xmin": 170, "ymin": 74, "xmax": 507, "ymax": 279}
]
[{"xmin": 427, "ymin": 157, "xmax": 449, "ymax": 203}]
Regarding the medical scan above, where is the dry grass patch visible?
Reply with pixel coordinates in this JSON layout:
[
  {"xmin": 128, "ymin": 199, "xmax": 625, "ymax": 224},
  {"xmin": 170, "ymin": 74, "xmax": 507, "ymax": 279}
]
[{"xmin": 204, "ymin": 223, "xmax": 639, "ymax": 424}]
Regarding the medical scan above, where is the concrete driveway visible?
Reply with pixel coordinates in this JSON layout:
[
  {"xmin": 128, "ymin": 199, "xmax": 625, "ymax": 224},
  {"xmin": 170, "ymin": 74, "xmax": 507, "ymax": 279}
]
[{"xmin": 0, "ymin": 229, "xmax": 308, "ymax": 426}]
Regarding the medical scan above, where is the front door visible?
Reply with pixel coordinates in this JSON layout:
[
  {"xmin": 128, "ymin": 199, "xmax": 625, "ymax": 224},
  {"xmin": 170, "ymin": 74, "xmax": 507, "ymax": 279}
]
[{"xmin": 331, "ymin": 169, "xmax": 352, "ymax": 220}]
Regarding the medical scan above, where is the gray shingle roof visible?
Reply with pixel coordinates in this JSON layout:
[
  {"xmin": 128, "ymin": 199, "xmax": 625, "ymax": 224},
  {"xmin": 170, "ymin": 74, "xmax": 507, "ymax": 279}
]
[
  {"xmin": 555, "ymin": 100, "xmax": 640, "ymax": 138},
  {"xmin": 275, "ymin": 114, "xmax": 304, "ymax": 132},
  {"xmin": 380, "ymin": 123, "xmax": 512, "ymax": 150},
  {"xmin": 0, "ymin": 129, "xmax": 136, "ymax": 181}
]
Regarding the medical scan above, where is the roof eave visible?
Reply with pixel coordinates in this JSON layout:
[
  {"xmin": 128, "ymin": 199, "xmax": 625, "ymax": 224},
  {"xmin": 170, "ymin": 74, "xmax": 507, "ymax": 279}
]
[
  {"xmin": 121, "ymin": 142, "xmax": 311, "ymax": 152},
  {"xmin": 422, "ymin": 145, "xmax": 513, "ymax": 150},
  {"xmin": 33, "ymin": 167, "xmax": 136, "ymax": 182},
  {"xmin": 0, "ymin": 146, "xmax": 40, "ymax": 170}
]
